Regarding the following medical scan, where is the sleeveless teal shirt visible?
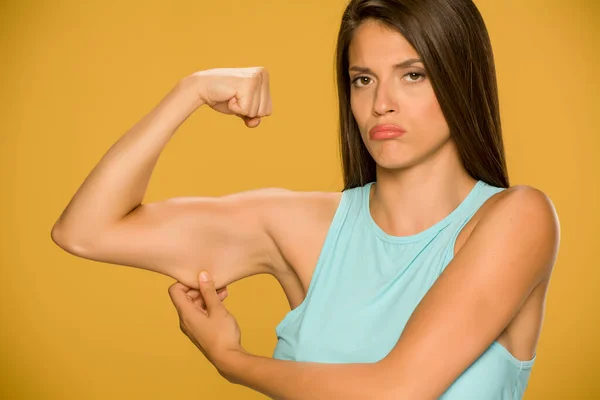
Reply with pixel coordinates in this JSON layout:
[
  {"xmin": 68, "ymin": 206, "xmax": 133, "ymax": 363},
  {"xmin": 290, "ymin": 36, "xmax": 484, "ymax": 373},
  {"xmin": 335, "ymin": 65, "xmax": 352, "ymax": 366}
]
[{"xmin": 273, "ymin": 180, "xmax": 536, "ymax": 399}]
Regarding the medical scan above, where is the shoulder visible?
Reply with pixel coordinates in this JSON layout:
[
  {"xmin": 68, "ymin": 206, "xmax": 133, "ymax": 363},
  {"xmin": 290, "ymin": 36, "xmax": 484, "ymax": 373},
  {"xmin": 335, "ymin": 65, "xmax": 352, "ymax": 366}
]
[
  {"xmin": 472, "ymin": 184, "xmax": 560, "ymax": 278},
  {"xmin": 485, "ymin": 184, "xmax": 559, "ymax": 230}
]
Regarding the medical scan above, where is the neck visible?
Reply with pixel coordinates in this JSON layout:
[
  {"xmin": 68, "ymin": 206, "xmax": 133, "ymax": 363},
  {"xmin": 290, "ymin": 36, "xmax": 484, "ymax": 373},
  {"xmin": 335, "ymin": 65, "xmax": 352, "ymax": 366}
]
[{"xmin": 370, "ymin": 140, "xmax": 477, "ymax": 237}]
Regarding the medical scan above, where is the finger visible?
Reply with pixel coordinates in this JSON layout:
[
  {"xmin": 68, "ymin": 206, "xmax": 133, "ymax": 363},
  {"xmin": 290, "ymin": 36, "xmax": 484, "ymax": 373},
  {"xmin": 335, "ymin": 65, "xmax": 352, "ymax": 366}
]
[
  {"xmin": 228, "ymin": 96, "xmax": 244, "ymax": 115},
  {"xmin": 198, "ymin": 271, "xmax": 222, "ymax": 313},
  {"xmin": 256, "ymin": 73, "xmax": 264, "ymax": 118},
  {"xmin": 216, "ymin": 286, "xmax": 227, "ymax": 295},
  {"xmin": 188, "ymin": 292, "xmax": 207, "ymax": 310},
  {"xmin": 236, "ymin": 89, "xmax": 252, "ymax": 116},
  {"xmin": 168, "ymin": 282, "xmax": 194, "ymax": 314},
  {"xmin": 249, "ymin": 73, "xmax": 261, "ymax": 118},
  {"xmin": 218, "ymin": 287, "xmax": 228, "ymax": 301},
  {"xmin": 187, "ymin": 287, "xmax": 227, "ymax": 303},
  {"xmin": 257, "ymin": 70, "xmax": 270, "ymax": 117},
  {"xmin": 168, "ymin": 282, "xmax": 189, "ymax": 297}
]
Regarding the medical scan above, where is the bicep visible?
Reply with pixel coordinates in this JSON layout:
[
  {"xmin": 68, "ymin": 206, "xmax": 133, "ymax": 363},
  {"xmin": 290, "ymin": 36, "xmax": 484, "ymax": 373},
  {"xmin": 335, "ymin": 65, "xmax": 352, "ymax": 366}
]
[{"xmin": 54, "ymin": 191, "xmax": 283, "ymax": 289}]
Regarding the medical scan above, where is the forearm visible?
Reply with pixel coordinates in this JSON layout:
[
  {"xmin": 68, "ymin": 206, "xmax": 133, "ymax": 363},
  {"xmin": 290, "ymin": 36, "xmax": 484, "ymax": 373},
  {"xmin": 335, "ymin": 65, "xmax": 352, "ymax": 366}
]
[
  {"xmin": 51, "ymin": 77, "xmax": 204, "ymax": 245},
  {"xmin": 220, "ymin": 351, "xmax": 398, "ymax": 400}
]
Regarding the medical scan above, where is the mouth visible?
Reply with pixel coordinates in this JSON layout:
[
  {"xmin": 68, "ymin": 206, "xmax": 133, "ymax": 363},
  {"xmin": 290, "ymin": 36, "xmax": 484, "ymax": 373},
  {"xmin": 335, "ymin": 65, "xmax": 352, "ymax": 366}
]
[{"xmin": 369, "ymin": 124, "xmax": 406, "ymax": 140}]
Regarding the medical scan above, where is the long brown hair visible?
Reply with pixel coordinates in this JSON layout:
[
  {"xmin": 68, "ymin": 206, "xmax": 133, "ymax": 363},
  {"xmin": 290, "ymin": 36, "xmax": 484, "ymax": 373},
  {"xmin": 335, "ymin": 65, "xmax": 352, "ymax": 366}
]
[{"xmin": 335, "ymin": 0, "xmax": 509, "ymax": 190}]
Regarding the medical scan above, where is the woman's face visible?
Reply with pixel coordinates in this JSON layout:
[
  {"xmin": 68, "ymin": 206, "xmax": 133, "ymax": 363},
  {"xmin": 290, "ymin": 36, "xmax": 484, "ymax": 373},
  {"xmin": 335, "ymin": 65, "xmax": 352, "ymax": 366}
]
[{"xmin": 348, "ymin": 19, "xmax": 451, "ymax": 170}]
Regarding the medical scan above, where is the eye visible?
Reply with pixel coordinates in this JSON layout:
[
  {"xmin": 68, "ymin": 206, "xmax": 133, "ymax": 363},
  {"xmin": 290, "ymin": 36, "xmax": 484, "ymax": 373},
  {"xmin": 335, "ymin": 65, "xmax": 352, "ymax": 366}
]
[
  {"xmin": 351, "ymin": 76, "xmax": 372, "ymax": 88},
  {"xmin": 404, "ymin": 72, "xmax": 425, "ymax": 83}
]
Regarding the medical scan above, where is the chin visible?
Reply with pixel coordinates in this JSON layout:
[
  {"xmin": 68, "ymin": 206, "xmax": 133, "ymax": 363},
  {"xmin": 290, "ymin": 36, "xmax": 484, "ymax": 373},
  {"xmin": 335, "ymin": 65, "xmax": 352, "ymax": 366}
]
[
  {"xmin": 368, "ymin": 145, "xmax": 415, "ymax": 171},
  {"xmin": 375, "ymin": 160, "xmax": 415, "ymax": 171},
  {"xmin": 370, "ymin": 154, "xmax": 415, "ymax": 171}
]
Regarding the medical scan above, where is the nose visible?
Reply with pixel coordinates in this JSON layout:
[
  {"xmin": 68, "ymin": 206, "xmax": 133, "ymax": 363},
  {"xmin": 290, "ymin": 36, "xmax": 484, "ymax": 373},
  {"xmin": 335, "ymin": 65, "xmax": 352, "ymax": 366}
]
[{"xmin": 372, "ymin": 79, "xmax": 398, "ymax": 116}]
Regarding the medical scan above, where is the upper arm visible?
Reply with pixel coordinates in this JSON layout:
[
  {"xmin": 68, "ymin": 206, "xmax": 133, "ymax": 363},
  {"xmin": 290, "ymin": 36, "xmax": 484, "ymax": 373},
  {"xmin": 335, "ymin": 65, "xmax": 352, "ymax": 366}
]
[
  {"xmin": 51, "ymin": 188, "xmax": 292, "ymax": 290},
  {"xmin": 378, "ymin": 186, "xmax": 560, "ymax": 399}
]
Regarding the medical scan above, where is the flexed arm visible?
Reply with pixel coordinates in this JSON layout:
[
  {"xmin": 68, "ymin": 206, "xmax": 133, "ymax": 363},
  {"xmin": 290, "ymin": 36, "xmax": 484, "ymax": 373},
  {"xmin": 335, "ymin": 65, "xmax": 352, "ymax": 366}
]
[{"xmin": 50, "ymin": 68, "xmax": 283, "ymax": 290}]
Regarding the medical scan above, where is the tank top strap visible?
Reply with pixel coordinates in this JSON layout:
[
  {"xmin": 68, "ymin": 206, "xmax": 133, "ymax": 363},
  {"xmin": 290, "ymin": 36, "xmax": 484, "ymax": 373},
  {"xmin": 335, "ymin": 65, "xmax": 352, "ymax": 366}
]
[{"xmin": 442, "ymin": 180, "xmax": 508, "ymax": 264}]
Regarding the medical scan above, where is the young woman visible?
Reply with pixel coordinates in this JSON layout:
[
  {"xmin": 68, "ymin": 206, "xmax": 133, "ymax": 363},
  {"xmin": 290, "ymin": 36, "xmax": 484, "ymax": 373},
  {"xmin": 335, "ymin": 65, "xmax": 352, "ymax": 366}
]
[{"xmin": 52, "ymin": 0, "xmax": 560, "ymax": 398}]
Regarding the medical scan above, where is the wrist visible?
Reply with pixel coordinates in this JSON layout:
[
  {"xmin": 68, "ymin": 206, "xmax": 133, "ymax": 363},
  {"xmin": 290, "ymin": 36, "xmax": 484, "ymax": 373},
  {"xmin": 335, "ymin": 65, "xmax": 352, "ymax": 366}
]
[
  {"xmin": 216, "ymin": 348, "xmax": 251, "ymax": 384},
  {"xmin": 175, "ymin": 75, "xmax": 207, "ymax": 109}
]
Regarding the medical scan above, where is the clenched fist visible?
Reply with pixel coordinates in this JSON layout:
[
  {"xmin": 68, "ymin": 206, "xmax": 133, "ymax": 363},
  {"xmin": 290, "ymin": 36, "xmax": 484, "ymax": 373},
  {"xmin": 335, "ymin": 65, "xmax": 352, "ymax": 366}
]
[{"xmin": 186, "ymin": 67, "xmax": 272, "ymax": 128}]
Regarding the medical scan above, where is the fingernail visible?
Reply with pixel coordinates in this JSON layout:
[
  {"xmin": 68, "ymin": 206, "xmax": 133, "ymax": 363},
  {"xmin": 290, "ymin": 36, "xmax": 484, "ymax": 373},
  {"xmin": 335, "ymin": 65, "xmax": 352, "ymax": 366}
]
[{"xmin": 200, "ymin": 271, "xmax": 210, "ymax": 282}]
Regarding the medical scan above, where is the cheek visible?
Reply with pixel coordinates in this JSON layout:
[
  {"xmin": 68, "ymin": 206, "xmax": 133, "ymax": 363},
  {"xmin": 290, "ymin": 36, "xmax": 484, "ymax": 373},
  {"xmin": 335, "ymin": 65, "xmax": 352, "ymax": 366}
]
[
  {"xmin": 350, "ymin": 96, "xmax": 368, "ymax": 136},
  {"xmin": 408, "ymin": 93, "xmax": 449, "ymax": 139},
  {"xmin": 350, "ymin": 96, "xmax": 363, "ymax": 122}
]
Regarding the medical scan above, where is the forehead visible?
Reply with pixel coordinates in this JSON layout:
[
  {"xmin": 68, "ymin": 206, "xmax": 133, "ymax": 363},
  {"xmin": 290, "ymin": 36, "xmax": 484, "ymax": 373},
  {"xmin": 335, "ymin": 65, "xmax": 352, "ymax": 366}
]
[{"xmin": 348, "ymin": 19, "xmax": 419, "ymax": 64}]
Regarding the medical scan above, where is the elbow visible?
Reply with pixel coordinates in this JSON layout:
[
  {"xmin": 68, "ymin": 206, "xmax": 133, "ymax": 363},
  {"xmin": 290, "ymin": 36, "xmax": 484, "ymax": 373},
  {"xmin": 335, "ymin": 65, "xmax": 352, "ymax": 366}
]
[
  {"xmin": 50, "ymin": 224, "xmax": 65, "ymax": 248},
  {"xmin": 50, "ymin": 224, "xmax": 89, "ymax": 256}
]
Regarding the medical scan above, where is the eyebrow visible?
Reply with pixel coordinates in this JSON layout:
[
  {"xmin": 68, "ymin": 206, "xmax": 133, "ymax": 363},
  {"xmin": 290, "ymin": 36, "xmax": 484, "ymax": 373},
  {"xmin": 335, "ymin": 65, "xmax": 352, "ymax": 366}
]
[{"xmin": 348, "ymin": 58, "xmax": 423, "ymax": 74}]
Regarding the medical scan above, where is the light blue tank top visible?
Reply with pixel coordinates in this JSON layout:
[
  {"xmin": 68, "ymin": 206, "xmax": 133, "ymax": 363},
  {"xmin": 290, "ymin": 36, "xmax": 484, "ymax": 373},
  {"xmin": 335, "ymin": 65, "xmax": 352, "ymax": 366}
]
[{"xmin": 273, "ymin": 179, "xmax": 536, "ymax": 399}]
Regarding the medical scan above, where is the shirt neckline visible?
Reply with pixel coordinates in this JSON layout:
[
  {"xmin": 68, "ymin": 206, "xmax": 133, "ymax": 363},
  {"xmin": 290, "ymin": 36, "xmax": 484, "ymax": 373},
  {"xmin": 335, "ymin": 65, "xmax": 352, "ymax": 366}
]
[{"xmin": 362, "ymin": 180, "xmax": 484, "ymax": 244}]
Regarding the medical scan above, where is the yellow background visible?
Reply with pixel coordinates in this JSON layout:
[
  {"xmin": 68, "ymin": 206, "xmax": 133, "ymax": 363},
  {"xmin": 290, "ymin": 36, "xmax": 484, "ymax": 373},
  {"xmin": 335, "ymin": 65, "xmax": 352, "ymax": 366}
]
[{"xmin": 1, "ymin": 0, "xmax": 598, "ymax": 398}]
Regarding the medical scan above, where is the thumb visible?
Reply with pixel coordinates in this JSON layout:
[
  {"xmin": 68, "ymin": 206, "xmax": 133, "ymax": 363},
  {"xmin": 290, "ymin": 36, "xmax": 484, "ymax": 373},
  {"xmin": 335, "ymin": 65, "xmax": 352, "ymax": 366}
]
[
  {"xmin": 244, "ymin": 117, "xmax": 261, "ymax": 128},
  {"xmin": 198, "ymin": 271, "xmax": 222, "ymax": 313}
]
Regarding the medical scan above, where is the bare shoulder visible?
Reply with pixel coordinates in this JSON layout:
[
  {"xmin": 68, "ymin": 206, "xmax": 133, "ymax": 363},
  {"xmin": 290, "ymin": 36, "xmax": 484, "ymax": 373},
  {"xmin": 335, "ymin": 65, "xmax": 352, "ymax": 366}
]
[
  {"xmin": 487, "ymin": 184, "xmax": 559, "ymax": 235},
  {"xmin": 457, "ymin": 184, "xmax": 559, "ymax": 254},
  {"xmin": 475, "ymin": 184, "xmax": 560, "ymax": 277}
]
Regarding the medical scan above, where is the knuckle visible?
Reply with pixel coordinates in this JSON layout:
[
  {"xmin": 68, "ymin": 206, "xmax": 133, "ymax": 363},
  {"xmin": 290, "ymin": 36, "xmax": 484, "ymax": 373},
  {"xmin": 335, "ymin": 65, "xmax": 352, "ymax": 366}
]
[
  {"xmin": 251, "ymin": 72, "xmax": 262, "ymax": 86},
  {"xmin": 261, "ymin": 69, "xmax": 269, "ymax": 86}
]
